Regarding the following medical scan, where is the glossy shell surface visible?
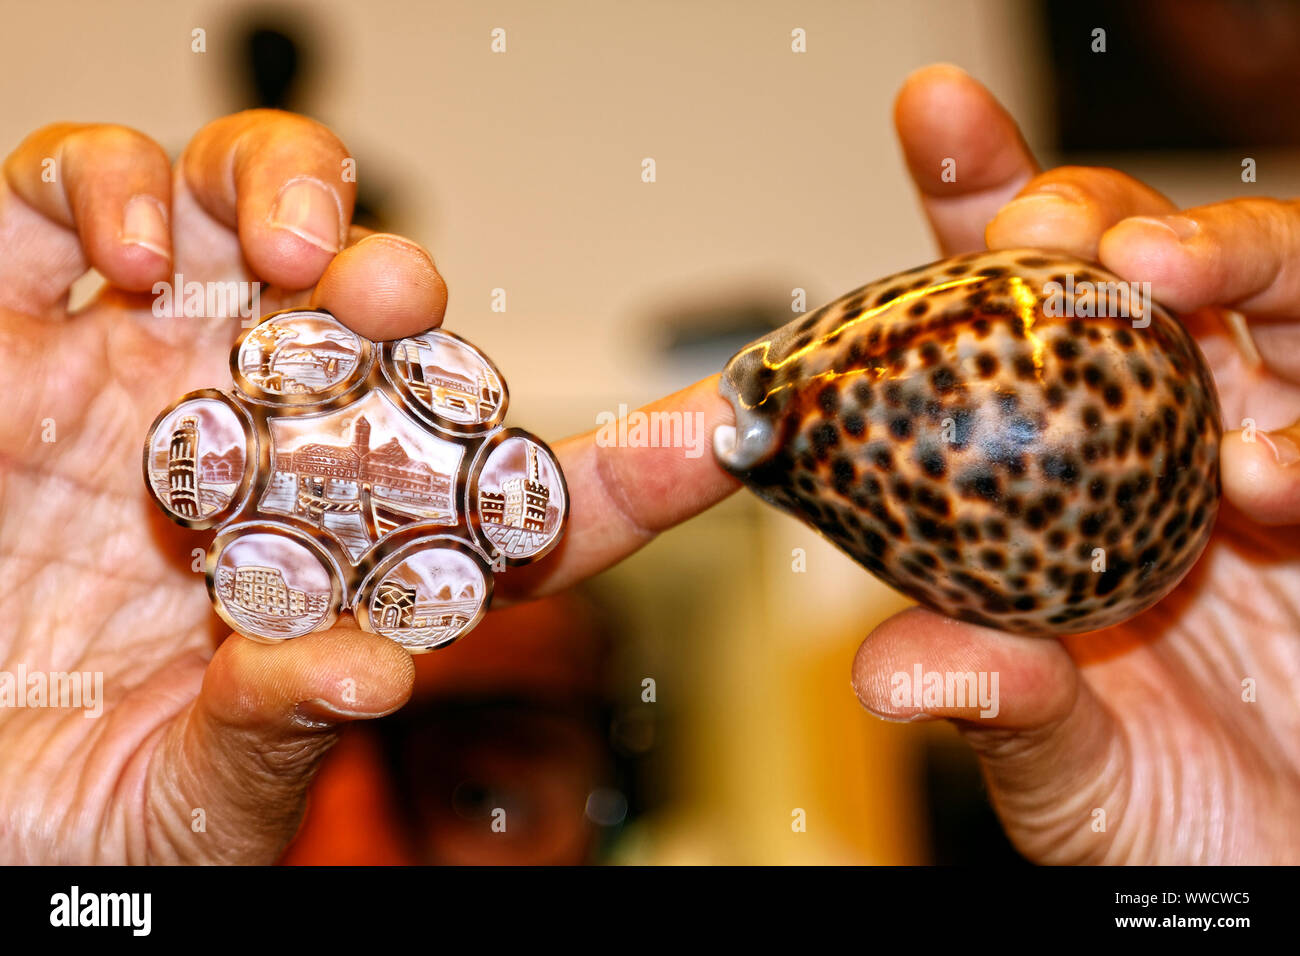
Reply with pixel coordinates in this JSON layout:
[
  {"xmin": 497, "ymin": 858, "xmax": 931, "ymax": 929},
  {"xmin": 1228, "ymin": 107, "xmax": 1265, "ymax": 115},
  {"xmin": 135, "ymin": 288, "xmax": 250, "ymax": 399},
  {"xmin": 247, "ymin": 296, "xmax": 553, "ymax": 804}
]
[{"xmin": 715, "ymin": 249, "xmax": 1222, "ymax": 636}]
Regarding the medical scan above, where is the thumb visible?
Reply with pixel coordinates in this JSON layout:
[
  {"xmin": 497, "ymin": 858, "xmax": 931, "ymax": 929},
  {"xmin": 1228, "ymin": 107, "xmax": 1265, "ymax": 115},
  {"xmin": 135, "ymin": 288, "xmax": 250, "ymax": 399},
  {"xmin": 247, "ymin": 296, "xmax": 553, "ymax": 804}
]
[
  {"xmin": 146, "ymin": 623, "xmax": 414, "ymax": 863},
  {"xmin": 851, "ymin": 607, "xmax": 1125, "ymax": 863}
]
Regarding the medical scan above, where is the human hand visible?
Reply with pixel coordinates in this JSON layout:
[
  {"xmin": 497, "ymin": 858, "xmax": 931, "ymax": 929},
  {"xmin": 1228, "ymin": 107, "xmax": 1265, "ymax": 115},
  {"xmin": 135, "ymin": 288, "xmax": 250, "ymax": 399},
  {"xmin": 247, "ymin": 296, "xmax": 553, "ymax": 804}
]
[
  {"xmin": 0, "ymin": 111, "xmax": 736, "ymax": 863},
  {"xmin": 851, "ymin": 65, "xmax": 1300, "ymax": 864}
]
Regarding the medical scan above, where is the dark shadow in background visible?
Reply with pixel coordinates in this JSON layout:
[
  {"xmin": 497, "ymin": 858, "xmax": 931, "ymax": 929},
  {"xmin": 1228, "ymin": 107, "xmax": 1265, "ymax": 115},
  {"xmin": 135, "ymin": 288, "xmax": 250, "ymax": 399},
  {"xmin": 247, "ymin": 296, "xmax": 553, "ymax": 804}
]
[
  {"xmin": 1046, "ymin": 0, "xmax": 1300, "ymax": 151},
  {"xmin": 921, "ymin": 735, "xmax": 1029, "ymax": 866},
  {"xmin": 225, "ymin": 9, "xmax": 395, "ymax": 231}
]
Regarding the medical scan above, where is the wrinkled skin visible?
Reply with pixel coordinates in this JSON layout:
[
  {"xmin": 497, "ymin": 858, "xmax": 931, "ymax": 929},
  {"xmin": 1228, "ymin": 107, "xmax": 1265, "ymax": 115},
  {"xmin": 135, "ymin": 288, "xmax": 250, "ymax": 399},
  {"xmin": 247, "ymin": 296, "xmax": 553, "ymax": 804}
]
[
  {"xmin": 851, "ymin": 65, "xmax": 1300, "ymax": 863},
  {"xmin": 0, "ymin": 112, "xmax": 738, "ymax": 863}
]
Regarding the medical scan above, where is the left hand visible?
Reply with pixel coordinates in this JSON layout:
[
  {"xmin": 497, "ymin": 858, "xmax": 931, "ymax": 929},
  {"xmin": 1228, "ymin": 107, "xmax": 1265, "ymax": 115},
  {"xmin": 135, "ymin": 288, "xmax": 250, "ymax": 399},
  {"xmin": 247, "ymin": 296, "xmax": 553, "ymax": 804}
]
[{"xmin": 0, "ymin": 109, "xmax": 737, "ymax": 864}]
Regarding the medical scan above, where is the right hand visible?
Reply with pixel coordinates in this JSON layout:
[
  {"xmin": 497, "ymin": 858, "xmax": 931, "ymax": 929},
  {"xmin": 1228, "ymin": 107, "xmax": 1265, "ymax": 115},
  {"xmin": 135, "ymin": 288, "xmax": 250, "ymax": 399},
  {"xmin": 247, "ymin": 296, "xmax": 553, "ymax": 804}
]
[{"xmin": 851, "ymin": 64, "xmax": 1300, "ymax": 864}]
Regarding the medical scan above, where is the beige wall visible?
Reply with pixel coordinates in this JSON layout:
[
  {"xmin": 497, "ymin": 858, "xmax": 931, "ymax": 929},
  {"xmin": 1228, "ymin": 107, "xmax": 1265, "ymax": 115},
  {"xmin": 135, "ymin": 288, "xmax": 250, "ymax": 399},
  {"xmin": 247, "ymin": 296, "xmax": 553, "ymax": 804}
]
[{"xmin": 0, "ymin": 0, "xmax": 1051, "ymax": 422}]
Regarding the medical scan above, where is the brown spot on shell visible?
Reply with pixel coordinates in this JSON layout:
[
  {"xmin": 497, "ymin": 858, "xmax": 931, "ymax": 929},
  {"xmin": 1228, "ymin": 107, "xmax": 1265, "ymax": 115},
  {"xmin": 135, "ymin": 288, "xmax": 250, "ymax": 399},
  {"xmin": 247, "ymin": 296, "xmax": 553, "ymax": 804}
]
[{"xmin": 717, "ymin": 248, "xmax": 1222, "ymax": 637}]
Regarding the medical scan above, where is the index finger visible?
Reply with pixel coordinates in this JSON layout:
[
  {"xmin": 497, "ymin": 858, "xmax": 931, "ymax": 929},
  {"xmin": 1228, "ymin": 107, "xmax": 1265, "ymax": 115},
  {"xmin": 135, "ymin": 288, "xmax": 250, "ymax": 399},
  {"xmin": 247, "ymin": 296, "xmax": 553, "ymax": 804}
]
[
  {"xmin": 894, "ymin": 64, "xmax": 1041, "ymax": 255},
  {"xmin": 180, "ymin": 109, "xmax": 356, "ymax": 291},
  {"xmin": 493, "ymin": 376, "xmax": 740, "ymax": 602}
]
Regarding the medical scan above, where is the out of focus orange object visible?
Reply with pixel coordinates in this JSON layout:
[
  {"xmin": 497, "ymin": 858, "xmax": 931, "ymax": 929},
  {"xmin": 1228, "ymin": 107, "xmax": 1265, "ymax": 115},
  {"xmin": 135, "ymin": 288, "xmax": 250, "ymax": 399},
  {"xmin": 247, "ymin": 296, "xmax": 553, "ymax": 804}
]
[{"xmin": 282, "ymin": 594, "xmax": 612, "ymax": 865}]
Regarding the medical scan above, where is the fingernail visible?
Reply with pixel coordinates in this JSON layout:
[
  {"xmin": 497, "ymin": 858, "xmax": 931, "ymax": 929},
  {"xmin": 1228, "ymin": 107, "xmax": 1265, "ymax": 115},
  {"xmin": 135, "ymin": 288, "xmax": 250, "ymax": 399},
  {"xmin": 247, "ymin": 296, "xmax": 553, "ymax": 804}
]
[
  {"xmin": 269, "ymin": 178, "xmax": 343, "ymax": 253},
  {"xmin": 1025, "ymin": 181, "xmax": 1091, "ymax": 205},
  {"xmin": 712, "ymin": 424, "xmax": 737, "ymax": 459},
  {"xmin": 861, "ymin": 704, "xmax": 938, "ymax": 724},
  {"xmin": 1127, "ymin": 215, "xmax": 1199, "ymax": 241},
  {"xmin": 906, "ymin": 62, "xmax": 971, "ymax": 84},
  {"xmin": 121, "ymin": 195, "xmax": 170, "ymax": 258},
  {"xmin": 355, "ymin": 233, "xmax": 435, "ymax": 265},
  {"xmin": 998, "ymin": 192, "xmax": 1085, "ymax": 220},
  {"xmin": 292, "ymin": 697, "xmax": 378, "ymax": 727},
  {"xmin": 1263, "ymin": 430, "xmax": 1300, "ymax": 467},
  {"xmin": 854, "ymin": 689, "xmax": 938, "ymax": 724}
]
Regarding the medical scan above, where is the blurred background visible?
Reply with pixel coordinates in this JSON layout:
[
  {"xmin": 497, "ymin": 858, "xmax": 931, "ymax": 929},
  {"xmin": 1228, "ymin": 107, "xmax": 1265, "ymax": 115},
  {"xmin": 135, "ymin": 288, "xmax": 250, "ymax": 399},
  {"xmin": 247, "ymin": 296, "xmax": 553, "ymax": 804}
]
[{"xmin": 1, "ymin": 0, "xmax": 1293, "ymax": 863}]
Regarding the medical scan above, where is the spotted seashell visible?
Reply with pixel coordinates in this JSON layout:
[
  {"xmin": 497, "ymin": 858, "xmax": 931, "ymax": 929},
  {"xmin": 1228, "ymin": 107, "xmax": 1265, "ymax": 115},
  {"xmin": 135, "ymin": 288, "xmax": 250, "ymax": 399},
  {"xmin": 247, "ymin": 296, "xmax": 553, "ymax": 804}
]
[{"xmin": 714, "ymin": 249, "xmax": 1222, "ymax": 636}]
